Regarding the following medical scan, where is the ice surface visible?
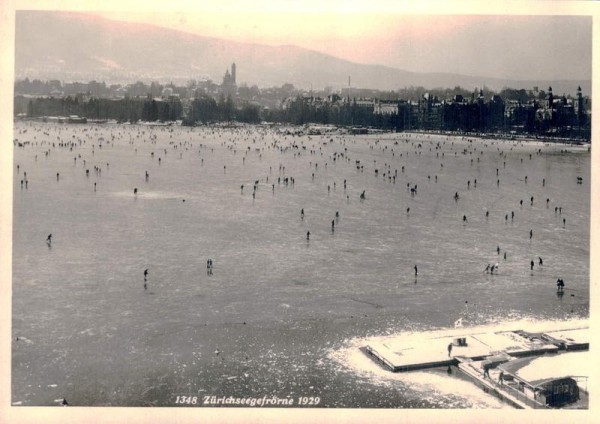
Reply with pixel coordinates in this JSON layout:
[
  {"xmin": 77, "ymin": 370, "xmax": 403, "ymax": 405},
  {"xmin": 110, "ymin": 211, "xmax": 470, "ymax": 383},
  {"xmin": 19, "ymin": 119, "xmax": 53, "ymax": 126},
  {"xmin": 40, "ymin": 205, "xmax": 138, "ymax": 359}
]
[{"xmin": 11, "ymin": 122, "xmax": 590, "ymax": 407}]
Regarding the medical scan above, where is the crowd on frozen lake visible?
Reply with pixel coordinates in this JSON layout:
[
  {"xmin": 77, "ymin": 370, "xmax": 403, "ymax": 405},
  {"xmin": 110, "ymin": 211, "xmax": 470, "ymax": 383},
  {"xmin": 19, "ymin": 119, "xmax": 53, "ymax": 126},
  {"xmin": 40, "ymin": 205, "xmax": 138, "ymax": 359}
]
[{"xmin": 12, "ymin": 122, "xmax": 589, "ymax": 407}]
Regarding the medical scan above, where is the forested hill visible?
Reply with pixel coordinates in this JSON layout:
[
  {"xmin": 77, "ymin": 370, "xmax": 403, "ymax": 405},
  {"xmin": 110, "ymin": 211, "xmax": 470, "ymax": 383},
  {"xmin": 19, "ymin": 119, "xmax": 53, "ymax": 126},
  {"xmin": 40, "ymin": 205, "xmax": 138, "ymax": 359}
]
[{"xmin": 15, "ymin": 11, "xmax": 590, "ymax": 95}]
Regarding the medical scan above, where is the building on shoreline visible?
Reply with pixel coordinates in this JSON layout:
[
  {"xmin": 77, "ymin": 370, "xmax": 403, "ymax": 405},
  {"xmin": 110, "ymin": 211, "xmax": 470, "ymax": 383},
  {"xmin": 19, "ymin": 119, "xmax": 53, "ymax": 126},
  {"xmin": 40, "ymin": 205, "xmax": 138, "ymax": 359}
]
[{"xmin": 14, "ymin": 75, "xmax": 591, "ymax": 140}]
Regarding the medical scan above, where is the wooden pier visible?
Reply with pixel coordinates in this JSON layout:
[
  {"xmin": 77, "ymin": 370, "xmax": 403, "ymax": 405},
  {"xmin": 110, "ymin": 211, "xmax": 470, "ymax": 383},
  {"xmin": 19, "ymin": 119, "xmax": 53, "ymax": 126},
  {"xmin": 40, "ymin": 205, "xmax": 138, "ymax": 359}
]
[
  {"xmin": 364, "ymin": 326, "xmax": 587, "ymax": 373},
  {"xmin": 363, "ymin": 325, "xmax": 589, "ymax": 408}
]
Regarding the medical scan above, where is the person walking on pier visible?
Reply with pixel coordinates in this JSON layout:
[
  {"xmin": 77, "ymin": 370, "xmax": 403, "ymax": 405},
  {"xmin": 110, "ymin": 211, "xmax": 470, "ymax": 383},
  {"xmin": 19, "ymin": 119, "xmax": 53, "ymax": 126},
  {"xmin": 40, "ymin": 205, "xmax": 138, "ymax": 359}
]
[
  {"xmin": 498, "ymin": 371, "xmax": 504, "ymax": 385},
  {"xmin": 447, "ymin": 342, "xmax": 453, "ymax": 357},
  {"xmin": 483, "ymin": 364, "xmax": 490, "ymax": 378}
]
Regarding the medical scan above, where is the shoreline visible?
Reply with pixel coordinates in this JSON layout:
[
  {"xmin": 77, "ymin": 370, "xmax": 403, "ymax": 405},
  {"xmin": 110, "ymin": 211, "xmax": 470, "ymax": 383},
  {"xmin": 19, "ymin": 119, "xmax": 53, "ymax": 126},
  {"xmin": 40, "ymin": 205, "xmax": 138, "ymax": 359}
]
[{"xmin": 13, "ymin": 117, "xmax": 591, "ymax": 147}]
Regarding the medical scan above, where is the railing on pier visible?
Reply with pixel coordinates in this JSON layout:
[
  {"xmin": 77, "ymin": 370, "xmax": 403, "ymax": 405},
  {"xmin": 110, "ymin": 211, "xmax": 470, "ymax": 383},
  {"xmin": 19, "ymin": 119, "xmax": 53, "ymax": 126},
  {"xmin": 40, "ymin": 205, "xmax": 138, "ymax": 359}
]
[
  {"xmin": 571, "ymin": 376, "xmax": 588, "ymax": 394},
  {"xmin": 500, "ymin": 383, "xmax": 549, "ymax": 409}
]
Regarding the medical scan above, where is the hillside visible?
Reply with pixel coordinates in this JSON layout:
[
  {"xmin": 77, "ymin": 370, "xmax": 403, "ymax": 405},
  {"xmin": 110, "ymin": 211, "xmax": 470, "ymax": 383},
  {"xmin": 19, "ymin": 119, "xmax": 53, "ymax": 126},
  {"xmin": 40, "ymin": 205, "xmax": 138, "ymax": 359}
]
[{"xmin": 15, "ymin": 11, "xmax": 590, "ymax": 95}]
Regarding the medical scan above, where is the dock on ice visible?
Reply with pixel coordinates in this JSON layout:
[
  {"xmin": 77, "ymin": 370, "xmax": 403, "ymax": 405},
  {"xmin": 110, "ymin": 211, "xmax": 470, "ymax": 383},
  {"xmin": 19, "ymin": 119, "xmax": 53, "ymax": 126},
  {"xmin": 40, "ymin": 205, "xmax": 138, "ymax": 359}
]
[
  {"xmin": 364, "ymin": 326, "xmax": 588, "ymax": 372},
  {"xmin": 364, "ymin": 326, "xmax": 589, "ymax": 408}
]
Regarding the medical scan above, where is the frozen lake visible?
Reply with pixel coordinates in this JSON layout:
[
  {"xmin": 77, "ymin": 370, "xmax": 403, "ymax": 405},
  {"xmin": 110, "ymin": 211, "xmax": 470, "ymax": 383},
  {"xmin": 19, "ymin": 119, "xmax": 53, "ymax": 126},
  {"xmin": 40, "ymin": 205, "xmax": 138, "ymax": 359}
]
[{"xmin": 12, "ymin": 122, "xmax": 590, "ymax": 408}]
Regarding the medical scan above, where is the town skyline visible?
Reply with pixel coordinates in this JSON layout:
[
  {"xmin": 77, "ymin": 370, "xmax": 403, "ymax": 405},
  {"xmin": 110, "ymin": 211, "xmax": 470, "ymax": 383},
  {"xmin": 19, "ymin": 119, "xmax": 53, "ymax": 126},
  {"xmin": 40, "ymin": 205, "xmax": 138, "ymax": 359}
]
[{"xmin": 14, "ymin": 68, "xmax": 592, "ymax": 141}]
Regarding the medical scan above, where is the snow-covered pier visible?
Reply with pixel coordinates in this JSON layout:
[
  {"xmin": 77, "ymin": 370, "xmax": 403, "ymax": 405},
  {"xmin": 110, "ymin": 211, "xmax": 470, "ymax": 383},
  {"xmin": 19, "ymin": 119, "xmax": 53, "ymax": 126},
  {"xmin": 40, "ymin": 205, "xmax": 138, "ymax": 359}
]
[
  {"xmin": 364, "ymin": 326, "xmax": 589, "ymax": 408},
  {"xmin": 364, "ymin": 326, "xmax": 588, "ymax": 372}
]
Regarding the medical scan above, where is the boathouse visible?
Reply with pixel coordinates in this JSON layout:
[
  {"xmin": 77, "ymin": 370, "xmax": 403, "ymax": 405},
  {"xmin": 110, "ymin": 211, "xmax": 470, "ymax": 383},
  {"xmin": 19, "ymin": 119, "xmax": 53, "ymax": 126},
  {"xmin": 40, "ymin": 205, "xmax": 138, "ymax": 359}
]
[{"xmin": 498, "ymin": 356, "xmax": 584, "ymax": 408}]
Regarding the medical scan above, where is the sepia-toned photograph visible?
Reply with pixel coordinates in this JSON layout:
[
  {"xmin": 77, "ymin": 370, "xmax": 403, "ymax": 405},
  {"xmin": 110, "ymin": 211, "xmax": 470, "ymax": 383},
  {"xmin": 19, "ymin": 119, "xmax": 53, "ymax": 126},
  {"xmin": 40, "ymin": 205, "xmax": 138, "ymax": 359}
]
[{"xmin": 1, "ymin": 1, "xmax": 597, "ymax": 422}]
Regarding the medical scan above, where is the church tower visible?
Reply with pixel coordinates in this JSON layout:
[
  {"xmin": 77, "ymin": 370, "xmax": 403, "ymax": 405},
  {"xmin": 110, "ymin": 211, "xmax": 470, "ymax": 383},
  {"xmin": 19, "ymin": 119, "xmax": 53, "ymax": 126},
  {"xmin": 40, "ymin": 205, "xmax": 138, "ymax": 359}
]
[
  {"xmin": 576, "ymin": 86, "xmax": 584, "ymax": 129},
  {"xmin": 221, "ymin": 62, "xmax": 238, "ymax": 97}
]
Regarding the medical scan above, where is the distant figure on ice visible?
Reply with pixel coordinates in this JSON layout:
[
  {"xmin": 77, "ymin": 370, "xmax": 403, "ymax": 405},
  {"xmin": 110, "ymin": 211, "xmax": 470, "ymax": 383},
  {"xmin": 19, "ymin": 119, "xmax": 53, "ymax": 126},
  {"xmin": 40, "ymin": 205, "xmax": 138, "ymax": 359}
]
[
  {"xmin": 144, "ymin": 269, "xmax": 148, "ymax": 281},
  {"xmin": 462, "ymin": 215, "xmax": 467, "ymax": 223},
  {"xmin": 134, "ymin": 188, "xmax": 138, "ymax": 195},
  {"xmin": 306, "ymin": 231, "xmax": 310, "ymax": 241},
  {"xmin": 556, "ymin": 278, "xmax": 565, "ymax": 293},
  {"xmin": 539, "ymin": 257, "xmax": 543, "ymax": 266},
  {"xmin": 301, "ymin": 208, "xmax": 304, "ymax": 219},
  {"xmin": 530, "ymin": 260, "xmax": 534, "ymax": 271},
  {"xmin": 414, "ymin": 265, "xmax": 418, "ymax": 276},
  {"xmin": 360, "ymin": 190, "xmax": 366, "ymax": 200},
  {"xmin": 484, "ymin": 264, "xmax": 490, "ymax": 273},
  {"xmin": 331, "ymin": 220, "xmax": 335, "ymax": 233},
  {"xmin": 529, "ymin": 229, "xmax": 533, "ymax": 240},
  {"xmin": 46, "ymin": 234, "xmax": 52, "ymax": 245}
]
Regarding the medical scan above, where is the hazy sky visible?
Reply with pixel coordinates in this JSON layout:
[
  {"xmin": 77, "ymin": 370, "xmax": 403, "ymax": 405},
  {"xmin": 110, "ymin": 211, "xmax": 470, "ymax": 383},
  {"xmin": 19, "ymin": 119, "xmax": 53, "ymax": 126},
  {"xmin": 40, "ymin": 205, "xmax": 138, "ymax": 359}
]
[{"xmin": 94, "ymin": 9, "xmax": 592, "ymax": 81}]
